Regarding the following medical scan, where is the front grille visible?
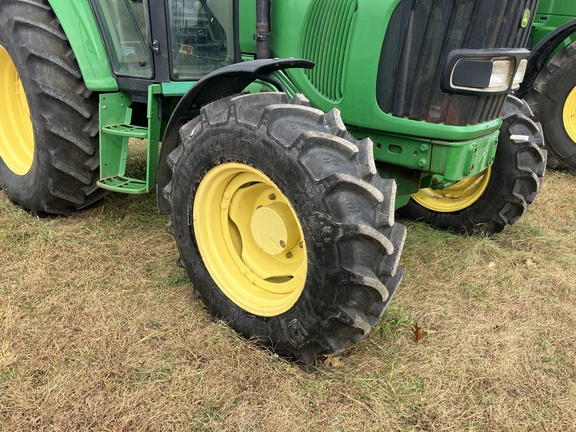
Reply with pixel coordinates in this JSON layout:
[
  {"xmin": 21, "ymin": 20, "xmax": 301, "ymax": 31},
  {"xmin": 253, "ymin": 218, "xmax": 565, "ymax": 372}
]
[
  {"xmin": 376, "ymin": 0, "xmax": 537, "ymax": 126},
  {"xmin": 299, "ymin": 0, "xmax": 357, "ymax": 103}
]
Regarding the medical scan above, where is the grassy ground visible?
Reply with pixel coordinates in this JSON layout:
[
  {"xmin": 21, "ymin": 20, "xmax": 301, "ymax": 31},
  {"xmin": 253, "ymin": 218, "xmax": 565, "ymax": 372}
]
[{"xmin": 1, "ymin": 170, "xmax": 575, "ymax": 431}]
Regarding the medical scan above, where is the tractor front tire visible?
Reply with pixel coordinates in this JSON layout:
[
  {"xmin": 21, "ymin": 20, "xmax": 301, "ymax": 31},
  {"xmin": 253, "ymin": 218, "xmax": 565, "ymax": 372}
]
[
  {"xmin": 527, "ymin": 40, "xmax": 576, "ymax": 174},
  {"xmin": 165, "ymin": 93, "xmax": 406, "ymax": 363},
  {"xmin": 398, "ymin": 95, "xmax": 546, "ymax": 236},
  {"xmin": 0, "ymin": 0, "xmax": 105, "ymax": 215}
]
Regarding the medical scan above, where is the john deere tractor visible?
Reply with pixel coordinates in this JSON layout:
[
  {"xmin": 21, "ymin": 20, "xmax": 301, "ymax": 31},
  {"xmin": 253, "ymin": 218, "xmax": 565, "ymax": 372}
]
[
  {"xmin": 0, "ymin": 0, "xmax": 545, "ymax": 362},
  {"xmin": 519, "ymin": 0, "xmax": 576, "ymax": 173}
]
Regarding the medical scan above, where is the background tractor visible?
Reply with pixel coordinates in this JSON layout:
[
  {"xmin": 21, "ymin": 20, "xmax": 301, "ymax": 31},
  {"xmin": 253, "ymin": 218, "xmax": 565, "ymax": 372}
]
[
  {"xmin": 519, "ymin": 0, "xmax": 576, "ymax": 174},
  {"xmin": 0, "ymin": 0, "xmax": 545, "ymax": 363}
]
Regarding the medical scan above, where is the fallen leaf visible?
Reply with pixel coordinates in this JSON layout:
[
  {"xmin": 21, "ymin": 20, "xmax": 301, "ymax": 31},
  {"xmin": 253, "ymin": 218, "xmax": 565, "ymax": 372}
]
[
  {"xmin": 412, "ymin": 323, "xmax": 428, "ymax": 344},
  {"xmin": 324, "ymin": 355, "xmax": 344, "ymax": 368}
]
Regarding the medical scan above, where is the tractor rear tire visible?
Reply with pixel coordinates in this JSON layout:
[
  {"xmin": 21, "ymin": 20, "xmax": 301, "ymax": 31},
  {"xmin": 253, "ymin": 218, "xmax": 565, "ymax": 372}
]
[
  {"xmin": 0, "ymin": 0, "xmax": 105, "ymax": 215},
  {"xmin": 165, "ymin": 93, "xmax": 406, "ymax": 363},
  {"xmin": 398, "ymin": 95, "xmax": 546, "ymax": 236},
  {"xmin": 527, "ymin": 40, "xmax": 576, "ymax": 174}
]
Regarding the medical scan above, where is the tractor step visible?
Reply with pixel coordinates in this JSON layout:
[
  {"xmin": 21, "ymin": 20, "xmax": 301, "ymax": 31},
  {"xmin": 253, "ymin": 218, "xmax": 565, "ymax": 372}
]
[
  {"xmin": 98, "ymin": 86, "xmax": 162, "ymax": 195},
  {"xmin": 97, "ymin": 176, "xmax": 147, "ymax": 194},
  {"xmin": 101, "ymin": 124, "xmax": 148, "ymax": 138}
]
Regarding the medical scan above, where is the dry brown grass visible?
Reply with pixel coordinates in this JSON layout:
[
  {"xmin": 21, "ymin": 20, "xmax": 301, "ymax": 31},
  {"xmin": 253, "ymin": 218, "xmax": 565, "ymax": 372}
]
[{"xmin": 1, "ymin": 171, "xmax": 575, "ymax": 431}]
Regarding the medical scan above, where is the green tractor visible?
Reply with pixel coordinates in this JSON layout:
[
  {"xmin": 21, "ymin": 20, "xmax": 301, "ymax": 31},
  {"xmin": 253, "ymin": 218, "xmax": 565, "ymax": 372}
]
[
  {"xmin": 520, "ymin": 0, "xmax": 576, "ymax": 173},
  {"xmin": 0, "ymin": 0, "xmax": 545, "ymax": 363}
]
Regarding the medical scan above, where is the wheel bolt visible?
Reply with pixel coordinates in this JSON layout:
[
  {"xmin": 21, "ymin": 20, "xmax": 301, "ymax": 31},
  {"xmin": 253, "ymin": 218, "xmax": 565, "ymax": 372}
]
[
  {"xmin": 279, "ymin": 240, "xmax": 286, "ymax": 248},
  {"xmin": 286, "ymin": 252, "xmax": 293, "ymax": 259},
  {"xmin": 268, "ymin": 193, "xmax": 276, "ymax": 200}
]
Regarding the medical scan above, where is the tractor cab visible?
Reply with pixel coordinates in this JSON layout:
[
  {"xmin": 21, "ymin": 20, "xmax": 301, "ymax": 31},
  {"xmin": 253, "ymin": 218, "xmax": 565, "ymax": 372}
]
[{"xmin": 91, "ymin": 0, "xmax": 235, "ymax": 84}]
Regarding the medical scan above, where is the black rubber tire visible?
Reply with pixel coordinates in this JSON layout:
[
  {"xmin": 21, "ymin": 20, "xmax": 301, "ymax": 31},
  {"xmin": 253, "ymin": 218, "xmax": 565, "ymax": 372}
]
[
  {"xmin": 527, "ymin": 40, "xmax": 576, "ymax": 174},
  {"xmin": 398, "ymin": 95, "xmax": 546, "ymax": 236},
  {"xmin": 0, "ymin": 0, "xmax": 106, "ymax": 215},
  {"xmin": 165, "ymin": 93, "xmax": 406, "ymax": 363}
]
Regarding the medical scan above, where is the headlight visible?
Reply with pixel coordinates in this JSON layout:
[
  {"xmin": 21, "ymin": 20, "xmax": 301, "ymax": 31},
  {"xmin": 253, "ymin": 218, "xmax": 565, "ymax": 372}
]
[
  {"xmin": 489, "ymin": 60, "xmax": 513, "ymax": 91},
  {"xmin": 442, "ymin": 49, "xmax": 530, "ymax": 95},
  {"xmin": 512, "ymin": 58, "xmax": 528, "ymax": 90}
]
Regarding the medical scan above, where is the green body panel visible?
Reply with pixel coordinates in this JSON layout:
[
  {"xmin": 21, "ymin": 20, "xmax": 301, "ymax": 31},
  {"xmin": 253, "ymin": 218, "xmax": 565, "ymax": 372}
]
[
  {"xmin": 238, "ymin": 0, "xmax": 257, "ymax": 54},
  {"xmin": 48, "ymin": 0, "xmax": 117, "ymax": 91},
  {"xmin": 144, "ymin": 85, "xmax": 162, "ymax": 193},
  {"xmin": 532, "ymin": 0, "xmax": 576, "ymax": 48},
  {"xmin": 267, "ymin": 0, "xmax": 502, "ymax": 143},
  {"xmin": 352, "ymin": 129, "xmax": 499, "ymax": 182},
  {"xmin": 161, "ymin": 82, "xmax": 196, "ymax": 97},
  {"xmin": 532, "ymin": 16, "xmax": 575, "ymax": 46},
  {"xmin": 535, "ymin": 0, "xmax": 575, "ymax": 19}
]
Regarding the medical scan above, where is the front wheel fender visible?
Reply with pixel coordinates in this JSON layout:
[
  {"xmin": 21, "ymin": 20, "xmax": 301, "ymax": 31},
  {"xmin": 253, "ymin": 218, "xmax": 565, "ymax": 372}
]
[{"xmin": 156, "ymin": 58, "xmax": 314, "ymax": 214}]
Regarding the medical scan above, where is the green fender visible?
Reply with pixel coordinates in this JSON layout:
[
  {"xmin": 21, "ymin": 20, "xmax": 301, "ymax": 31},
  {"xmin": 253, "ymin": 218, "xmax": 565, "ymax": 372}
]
[{"xmin": 48, "ymin": 0, "xmax": 118, "ymax": 91}]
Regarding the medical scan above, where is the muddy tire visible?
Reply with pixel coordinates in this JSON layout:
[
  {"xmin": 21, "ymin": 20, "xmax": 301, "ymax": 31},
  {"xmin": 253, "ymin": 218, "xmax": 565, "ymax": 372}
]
[
  {"xmin": 165, "ymin": 93, "xmax": 406, "ymax": 363},
  {"xmin": 398, "ymin": 95, "xmax": 546, "ymax": 236},
  {"xmin": 0, "ymin": 0, "xmax": 105, "ymax": 215},
  {"xmin": 527, "ymin": 40, "xmax": 576, "ymax": 174}
]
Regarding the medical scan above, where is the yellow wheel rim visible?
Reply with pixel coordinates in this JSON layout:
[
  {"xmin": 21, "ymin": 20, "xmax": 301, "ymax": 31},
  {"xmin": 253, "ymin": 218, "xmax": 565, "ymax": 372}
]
[
  {"xmin": 194, "ymin": 162, "xmax": 307, "ymax": 317},
  {"xmin": 0, "ymin": 45, "xmax": 34, "ymax": 175},
  {"xmin": 563, "ymin": 86, "xmax": 576, "ymax": 143},
  {"xmin": 412, "ymin": 167, "xmax": 492, "ymax": 212}
]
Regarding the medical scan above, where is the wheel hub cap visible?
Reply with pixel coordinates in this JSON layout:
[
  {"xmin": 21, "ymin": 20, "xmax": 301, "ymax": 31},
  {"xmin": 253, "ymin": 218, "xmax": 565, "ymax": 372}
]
[
  {"xmin": 193, "ymin": 162, "xmax": 307, "ymax": 317},
  {"xmin": 251, "ymin": 203, "xmax": 300, "ymax": 255}
]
